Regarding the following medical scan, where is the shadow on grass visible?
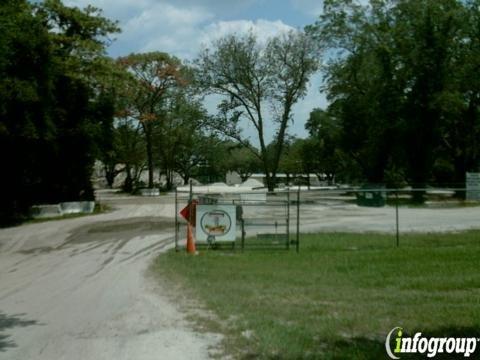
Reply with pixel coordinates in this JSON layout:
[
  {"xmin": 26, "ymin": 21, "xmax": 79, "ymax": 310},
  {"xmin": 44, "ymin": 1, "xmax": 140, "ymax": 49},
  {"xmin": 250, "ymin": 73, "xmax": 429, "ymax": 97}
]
[
  {"xmin": 324, "ymin": 326, "xmax": 480, "ymax": 360},
  {"xmin": 0, "ymin": 312, "xmax": 41, "ymax": 352}
]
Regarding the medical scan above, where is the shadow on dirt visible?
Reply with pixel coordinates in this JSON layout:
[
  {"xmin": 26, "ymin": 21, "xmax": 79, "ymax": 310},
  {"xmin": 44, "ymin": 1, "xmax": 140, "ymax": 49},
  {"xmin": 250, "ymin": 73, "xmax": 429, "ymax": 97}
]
[
  {"xmin": 65, "ymin": 217, "xmax": 175, "ymax": 245},
  {"xmin": 0, "ymin": 312, "xmax": 41, "ymax": 352}
]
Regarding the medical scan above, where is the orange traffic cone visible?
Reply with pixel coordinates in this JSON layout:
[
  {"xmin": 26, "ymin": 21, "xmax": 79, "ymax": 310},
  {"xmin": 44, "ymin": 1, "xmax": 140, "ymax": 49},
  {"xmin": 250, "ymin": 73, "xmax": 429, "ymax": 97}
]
[{"xmin": 186, "ymin": 223, "xmax": 196, "ymax": 254}]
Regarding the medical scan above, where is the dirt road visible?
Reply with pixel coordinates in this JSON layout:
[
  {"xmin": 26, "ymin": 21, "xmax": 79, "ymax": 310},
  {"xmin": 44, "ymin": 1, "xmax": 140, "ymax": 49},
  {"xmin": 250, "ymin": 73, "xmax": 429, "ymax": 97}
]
[
  {"xmin": 1, "ymin": 189, "xmax": 479, "ymax": 359},
  {"xmin": 0, "ymin": 191, "xmax": 219, "ymax": 360}
]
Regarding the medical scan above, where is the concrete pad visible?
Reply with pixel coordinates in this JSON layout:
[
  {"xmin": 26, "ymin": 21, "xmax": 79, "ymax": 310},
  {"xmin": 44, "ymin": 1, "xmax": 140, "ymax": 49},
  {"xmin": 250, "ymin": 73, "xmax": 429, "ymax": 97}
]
[
  {"xmin": 29, "ymin": 204, "xmax": 62, "ymax": 219},
  {"xmin": 140, "ymin": 188, "xmax": 160, "ymax": 196},
  {"xmin": 60, "ymin": 201, "xmax": 95, "ymax": 214}
]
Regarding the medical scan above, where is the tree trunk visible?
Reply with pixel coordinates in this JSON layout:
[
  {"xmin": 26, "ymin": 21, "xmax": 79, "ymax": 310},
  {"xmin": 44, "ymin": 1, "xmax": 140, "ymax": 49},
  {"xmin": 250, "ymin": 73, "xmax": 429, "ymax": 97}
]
[
  {"xmin": 326, "ymin": 174, "xmax": 335, "ymax": 186},
  {"xmin": 270, "ymin": 103, "xmax": 293, "ymax": 192},
  {"xmin": 145, "ymin": 126, "xmax": 154, "ymax": 188},
  {"xmin": 104, "ymin": 164, "xmax": 116, "ymax": 188},
  {"xmin": 265, "ymin": 174, "xmax": 275, "ymax": 191},
  {"xmin": 453, "ymin": 159, "xmax": 466, "ymax": 200},
  {"xmin": 165, "ymin": 169, "xmax": 173, "ymax": 190},
  {"xmin": 123, "ymin": 165, "xmax": 133, "ymax": 193},
  {"xmin": 169, "ymin": 171, "xmax": 174, "ymax": 189},
  {"xmin": 262, "ymin": 165, "xmax": 274, "ymax": 191},
  {"xmin": 158, "ymin": 168, "xmax": 164, "ymax": 189},
  {"xmin": 411, "ymin": 187, "xmax": 426, "ymax": 204},
  {"xmin": 240, "ymin": 173, "xmax": 250, "ymax": 182}
]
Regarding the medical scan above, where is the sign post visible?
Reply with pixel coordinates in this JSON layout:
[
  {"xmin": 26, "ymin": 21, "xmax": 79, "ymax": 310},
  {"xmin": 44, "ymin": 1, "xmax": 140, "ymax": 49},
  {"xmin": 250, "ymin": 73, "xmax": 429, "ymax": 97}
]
[{"xmin": 180, "ymin": 199, "xmax": 198, "ymax": 254}]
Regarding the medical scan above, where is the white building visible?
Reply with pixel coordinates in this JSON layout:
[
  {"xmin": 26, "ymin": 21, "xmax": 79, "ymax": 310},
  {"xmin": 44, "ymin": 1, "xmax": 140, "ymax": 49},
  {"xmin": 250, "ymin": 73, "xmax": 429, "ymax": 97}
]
[{"xmin": 226, "ymin": 171, "xmax": 322, "ymax": 187}]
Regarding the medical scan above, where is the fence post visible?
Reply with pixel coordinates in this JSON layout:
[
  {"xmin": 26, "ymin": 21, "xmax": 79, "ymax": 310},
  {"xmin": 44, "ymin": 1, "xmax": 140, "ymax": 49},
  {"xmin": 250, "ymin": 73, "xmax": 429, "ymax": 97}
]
[
  {"xmin": 395, "ymin": 190, "xmax": 400, "ymax": 247},
  {"xmin": 296, "ymin": 186, "xmax": 300, "ymax": 253},
  {"xmin": 241, "ymin": 219, "xmax": 245, "ymax": 252},
  {"xmin": 189, "ymin": 180, "xmax": 193, "ymax": 203},
  {"xmin": 188, "ymin": 180, "xmax": 194, "ymax": 253},
  {"xmin": 175, "ymin": 187, "xmax": 178, "ymax": 252},
  {"xmin": 287, "ymin": 191, "xmax": 290, "ymax": 250}
]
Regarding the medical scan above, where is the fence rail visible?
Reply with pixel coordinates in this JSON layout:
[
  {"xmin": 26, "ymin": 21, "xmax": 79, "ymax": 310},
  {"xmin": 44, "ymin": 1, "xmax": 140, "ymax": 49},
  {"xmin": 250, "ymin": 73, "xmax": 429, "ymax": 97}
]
[{"xmin": 174, "ymin": 185, "xmax": 480, "ymax": 252}]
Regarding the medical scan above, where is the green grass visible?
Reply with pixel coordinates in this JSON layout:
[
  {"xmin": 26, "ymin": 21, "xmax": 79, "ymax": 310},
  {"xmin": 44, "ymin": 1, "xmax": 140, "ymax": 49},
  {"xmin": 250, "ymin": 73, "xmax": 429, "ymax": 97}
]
[{"xmin": 153, "ymin": 231, "xmax": 480, "ymax": 359}]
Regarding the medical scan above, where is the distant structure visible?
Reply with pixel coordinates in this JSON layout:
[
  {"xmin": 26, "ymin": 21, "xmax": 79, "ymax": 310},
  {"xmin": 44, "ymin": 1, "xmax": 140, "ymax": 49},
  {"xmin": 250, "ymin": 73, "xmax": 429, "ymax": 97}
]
[
  {"xmin": 226, "ymin": 171, "xmax": 322, "ymax": 187},
  {"xmin": 226, "ymin": 171, "xmax": 242, "ymax": 185}
]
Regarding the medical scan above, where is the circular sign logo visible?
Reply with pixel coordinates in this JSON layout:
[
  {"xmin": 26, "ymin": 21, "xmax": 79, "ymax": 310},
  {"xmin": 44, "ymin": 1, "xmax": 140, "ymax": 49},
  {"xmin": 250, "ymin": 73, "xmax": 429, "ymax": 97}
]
[{"xmin": 200, "ymin": 209, "xmax": 231, "ymax": 236}]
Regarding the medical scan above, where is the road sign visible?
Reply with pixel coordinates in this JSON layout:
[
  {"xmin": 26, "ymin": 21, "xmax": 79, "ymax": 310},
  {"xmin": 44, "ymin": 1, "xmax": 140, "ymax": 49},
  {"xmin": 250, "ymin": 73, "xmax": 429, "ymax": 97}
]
[
  {"xmin": 179, "ymin": 200, "xmax": 197, "ymax": 224},
  {"xmin": 195, "ymin": 205, "xmax": 236, "ymax": 242}
]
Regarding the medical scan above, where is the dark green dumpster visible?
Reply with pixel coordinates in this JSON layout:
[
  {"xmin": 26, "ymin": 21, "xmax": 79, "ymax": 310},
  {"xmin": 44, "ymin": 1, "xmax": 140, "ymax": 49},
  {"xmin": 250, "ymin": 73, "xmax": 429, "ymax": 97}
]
[{"xmin": 356, "ymin": 184, "xmax": 386, "ymax": 207}]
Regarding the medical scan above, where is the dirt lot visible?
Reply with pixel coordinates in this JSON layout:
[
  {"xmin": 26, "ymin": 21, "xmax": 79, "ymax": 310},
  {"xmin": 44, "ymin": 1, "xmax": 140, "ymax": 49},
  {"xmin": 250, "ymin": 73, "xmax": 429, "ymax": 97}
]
[
  {"xmin": 0, "ymin": 190, "xmax": 220, "ymax": 360},
  {"xmin": 1, "ymin": 189, "xmax": 479, "ymax": 360}
]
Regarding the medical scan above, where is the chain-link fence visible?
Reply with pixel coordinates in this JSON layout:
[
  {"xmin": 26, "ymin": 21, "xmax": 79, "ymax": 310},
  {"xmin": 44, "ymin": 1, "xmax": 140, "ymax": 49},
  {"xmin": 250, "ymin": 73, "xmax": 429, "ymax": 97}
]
[{"xmin": 174, "ymin": 186, "xmax": 480, "ymax": 251}]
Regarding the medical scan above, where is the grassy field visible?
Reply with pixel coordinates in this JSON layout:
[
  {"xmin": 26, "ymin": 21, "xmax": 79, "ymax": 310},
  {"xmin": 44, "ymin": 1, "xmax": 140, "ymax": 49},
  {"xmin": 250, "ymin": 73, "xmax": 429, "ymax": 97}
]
[{"xmin": 152, "ymin": 231, "xmax": 480, "ymax": 359}]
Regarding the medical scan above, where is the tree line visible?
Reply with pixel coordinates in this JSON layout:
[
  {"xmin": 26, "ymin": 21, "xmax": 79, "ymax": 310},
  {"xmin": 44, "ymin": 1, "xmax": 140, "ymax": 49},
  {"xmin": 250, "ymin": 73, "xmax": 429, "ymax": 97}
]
[
  {"xmin": 0, "ymin": 0, "xmax": 119, "ymax": 224},
  {"xmin": 305, "ymin": 0, "xmax": 480, "ymax": 202},
  {"xmin": 2, "ymin": 0, "xmax": 480, "ymax": 224},
  {"xmin": 257, "ymin": 0, "xmax": 480, "ymax": 202}
]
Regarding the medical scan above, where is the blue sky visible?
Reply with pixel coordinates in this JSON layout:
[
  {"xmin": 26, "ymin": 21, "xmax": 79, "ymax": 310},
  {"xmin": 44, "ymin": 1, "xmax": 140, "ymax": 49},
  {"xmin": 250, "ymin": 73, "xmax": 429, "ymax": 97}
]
[{"xmin": 65, "ymin": 0, "xmax": 328, "ymax": 143}]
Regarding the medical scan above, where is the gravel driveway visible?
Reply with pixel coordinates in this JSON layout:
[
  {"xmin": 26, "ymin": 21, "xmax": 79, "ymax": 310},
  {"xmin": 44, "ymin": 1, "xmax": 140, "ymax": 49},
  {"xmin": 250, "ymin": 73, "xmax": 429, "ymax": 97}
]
[
  {"xmin": 1, "ymin": 189, "xmax": 479, "ymax": 360},
  {"xmin": 0, "ymin": 191, "xmax": 219, "ymax": 360}
]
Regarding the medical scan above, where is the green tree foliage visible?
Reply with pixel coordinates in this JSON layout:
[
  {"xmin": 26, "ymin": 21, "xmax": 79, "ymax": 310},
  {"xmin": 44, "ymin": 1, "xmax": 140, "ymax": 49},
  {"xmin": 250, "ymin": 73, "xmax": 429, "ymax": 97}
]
[
  {"xmin": 307, "ymin": 0, "xmax": 480, "ymax": 200},
  {"xmin": 277, "ymin": 138, "xmax": 303, "ymax": 177},
  {"xmin": 96, "ymin": 59, "xmax": 143, "ymax": 189},
  {"xmin": 95, "ymin": 89, "xmax": 122, "ymax": 188},
  {"xmin": 189, "ymin": 137, "xmax": 231, "ymax": 185},
  {"xmin": 36, "ymin": 0, "xmax": 119, "ymax": 83},
  {"xmin": 115, "ymin": 118, "xmax": 146, "ymax": 193},
  {"xmin": 223, "ymin": 145, "xmax": 262, "ymax": 182},
  {"xmin": 117, "ymin": 52, "xmax": 187, "ymax": 188},
  {"xmin": 305, "ymin": 108, "xmax": 353, "ymax": 184},
  {"xmin": 278, "ymin": 137, "xmax": 331, "ymax": 187},
  {"xmin": 0, "ymin": 0, "xmax": 119, "ymax": 224},
  {"xmin": 195, "ymin": 31, "xmax": 318, "ymax": 191},
  {"xmin": 154, "ymin": 93, "xmax": 210, "ymax": 188}
]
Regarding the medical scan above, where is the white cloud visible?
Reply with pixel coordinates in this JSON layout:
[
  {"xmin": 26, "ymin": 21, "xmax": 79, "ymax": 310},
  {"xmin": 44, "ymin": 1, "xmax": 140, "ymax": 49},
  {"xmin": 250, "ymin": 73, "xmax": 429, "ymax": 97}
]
[
  {"xmin": 129, "ymin": 15, "xmax": 295, "ymax": 59},
  {"xmin": 66, "ymin": 0, "xmax": 295, "ymax": 59},
  {"xmin": 121, "ymin": 2, "xmax": 214, "ymax": 58},
  {"xmin": 157, "ymin": 0, "xmax": 258, "ymax": 14},
  {"xmin": 64, "ymin": 0, "xmax": 151, "ymax": 22},
  {"xmin": 200, "ymin": 19, "xmax": 295, "ymax": 47},
  {"xmin": 290, "ymin": 0, "xmax": 369, "ymax": 20},
  {"xmin": 290, "ymin": 0, "xmax": 324, "ymax": 18},
  {"xmin": 63, "ymin": 0, "xmax": 327, "ymax": 139}
]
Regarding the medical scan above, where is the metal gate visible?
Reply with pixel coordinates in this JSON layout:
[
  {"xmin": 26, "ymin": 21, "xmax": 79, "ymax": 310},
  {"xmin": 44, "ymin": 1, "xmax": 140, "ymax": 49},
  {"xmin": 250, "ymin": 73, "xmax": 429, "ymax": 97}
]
[{"xmin": 175, "ymin": 187, "xmax": 300, "ymax": 252}]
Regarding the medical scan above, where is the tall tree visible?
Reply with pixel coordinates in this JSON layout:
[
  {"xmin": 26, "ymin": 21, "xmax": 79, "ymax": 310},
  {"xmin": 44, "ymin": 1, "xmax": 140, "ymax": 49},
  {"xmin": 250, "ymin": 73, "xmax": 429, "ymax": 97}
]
[
  {"xmin": 154, "ymin": 93, "xmax": 209, "ymax": 188},
  {"xmin": 307, "ymin": 0, "xmax": 478, "ymax": 201},
  {"xmin": 0, "ymin": 0, "xmax": 55, "ymax": 222},
  {"xmin": 195, "ymin": 31, "xmax": 318, "ymax": 191},
  {"xmin": 0, "ymin": 0, "xmax": 119, "ymax": 223},
  {"xmin": 115, "ymin": 117, "xmax": 146, "ymax": 192},
  {"xmin": 95, "ymin": 59, "xmax": 140, "ymax": 189},
  {"xmin": 305, "ymin": 109, "xmax": 344, "ymax": 184},
  {"xmin": 223, "ymin": 145, "xmax": 261, "ymax": 182},
  {"xmin": 307, "ymin": 0, "xmax": 405, "ymax": 184},
  {"xmin": 278, "ymin": 138, "xmax": 305, "ymax": 185},
  {"xmin": 117, "ymin": 52, "xmax": 186, "ymax": 188}
]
